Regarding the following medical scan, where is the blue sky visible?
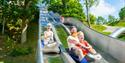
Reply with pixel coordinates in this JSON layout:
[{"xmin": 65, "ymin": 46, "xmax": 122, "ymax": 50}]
[{"xmin": 82, "ymin": 0, "xmax": 125, "ymax": 19}]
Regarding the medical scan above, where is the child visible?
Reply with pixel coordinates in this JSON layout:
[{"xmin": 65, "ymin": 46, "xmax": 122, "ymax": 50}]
[
  {"xmin": 44, "ymin": 23, "xmax": 54, "ymax": 45},
  {"xmin": 78, "ymin": 31, "xmax": 102, "ymax": 61},
  {"xmin": 67, "ymin": 26, "xmax": 88, "ymax": 63}
]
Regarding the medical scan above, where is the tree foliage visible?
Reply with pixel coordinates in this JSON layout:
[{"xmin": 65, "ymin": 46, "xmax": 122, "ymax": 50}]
[
  {"xmin": 119, "ymin": 6, "xmax": 125, "ymax": 20},
  {"xmin": 1, "ymin": 0, "xmax": 38, "ymax": 42},
  {"xmin": 83, "ymin": 0, "xmax": 99, "ymax": 27},
  {"xmin": 107, "ymin": 15, "xmax": 118, "ymax": 26},
  {"xmin": 96, "ymin": 16, "xmax": 106, "ymax": 25},
  {"xmin": 89, "ymin": 14, "xmax": 96, "ymax": 24},
  {"xmin": 85, "ymin": 0, "xmax": 99, "ymax": 7},
  {"xmin": 45, "ymin": 0, "xmax": 86, "ymax": 21}
]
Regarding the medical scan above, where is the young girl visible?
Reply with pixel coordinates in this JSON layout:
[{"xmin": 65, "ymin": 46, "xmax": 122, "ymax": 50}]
[
  {"xmin": 78, "ymin": 31, "xmax": 102, "ymax": 61},
  {"xmin": 67, "ymin": 26, "xmax": 88, "ymax": 63},
  {"xmin": 44, "ymin": 23, "xmax": 54, "ymax": 45},
  {"xmin": 78, "ymin": 31, "xmax": 97, "ymax": 54}
]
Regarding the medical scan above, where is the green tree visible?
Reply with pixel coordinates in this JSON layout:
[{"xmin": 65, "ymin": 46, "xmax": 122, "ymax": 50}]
[
  {"xmin": 46, "ymin": 0, "xmax": 86, "ymax": 21},
  {"xmin": 119, "ymin": 7, "xmax": 125, "ymax": 20},
  {"xmin": 1, "ymin": 0, "xmax": 8, "ymax": 34},
  {"xmin": 89, "ymin": 14, "xmax": 96, "ymax": 24},
  {"xmin": 1, "ymin": 0, "xmax": 38, "ymax": 42},
  {"xmin": 108, "ymin": 15, "xmax": 118, "ymax": 26},
  {"xmin": 61, "ymin": 0, "xmax": 69, "ymax": 9},
  {"xmin": 83, "ymin": 0, "xmax": 99, "ymax": 27},
  {"xmin": 96, "ymin": 16, "xmax": 106, "ymax": 25}
]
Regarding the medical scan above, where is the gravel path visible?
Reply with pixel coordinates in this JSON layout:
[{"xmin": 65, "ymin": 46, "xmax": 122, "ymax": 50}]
[{"xmin": 103, "ymin": 25, "xmax": 120, "ymax": 32}]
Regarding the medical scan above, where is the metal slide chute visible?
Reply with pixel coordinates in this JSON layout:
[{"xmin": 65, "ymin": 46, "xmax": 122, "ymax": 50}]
[{"xmin": 109, "ymin": 28, "xmax": 125, "ymax": 38}]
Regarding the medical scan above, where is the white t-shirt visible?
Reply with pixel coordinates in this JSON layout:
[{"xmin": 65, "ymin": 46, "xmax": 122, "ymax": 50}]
[
  {"xmin": 67, "ymin": 36, "xmax": 79, "ymax": 50},
  {"xmin": 44, "ymin": 31, "xmax": 53, "ymax": 45}
]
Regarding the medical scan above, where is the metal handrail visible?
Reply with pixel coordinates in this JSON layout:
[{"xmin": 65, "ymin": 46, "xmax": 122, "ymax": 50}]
[{"xmin": 37, "ymin": 4, "xmax": 45, "ymax": 63}]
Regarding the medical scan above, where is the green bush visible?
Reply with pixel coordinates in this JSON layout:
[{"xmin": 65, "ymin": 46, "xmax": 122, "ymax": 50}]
[
  {"xmin": 4, "ymin": 36, "xmax": 15, "ymax": 53},
  {"xmin": 118, "ymin": 34, "xmax": 125, "ymax": 41},
  {"xmin": 3, "ymin": 36, "xmax": 32, "ymax": 57},
  {"xmin": 9, "ymin": 47, "xmax": 32, "ymax": 57}
]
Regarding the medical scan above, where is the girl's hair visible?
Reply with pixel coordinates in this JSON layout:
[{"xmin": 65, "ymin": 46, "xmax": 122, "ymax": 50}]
[
  {"xmin": 78, "ymin": 31, "xmax": 84, "ymax": 36},
  {"xmin": 46, "ymin": 23, "xmax": 52, "ymax": 30},
  {"xmin": 78, "ymin": 31, "xmax": 84, "ymax": 40},
  {"xmin": 70, "ymin": 26, "xmax": 77, "ymax": 35}
]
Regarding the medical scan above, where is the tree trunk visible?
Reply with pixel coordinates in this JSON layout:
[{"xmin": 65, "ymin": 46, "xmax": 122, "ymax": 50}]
[
  {"xmin": 2, "ymin": 18, "xmax": 5, "ymax": 35},
  {"xmin": 21, "ymin": 24, "xmax": 28, "ymax": 43},
  {"xmin": 85, "ymin": 0, "xmax": 91, "ymax": 27}
]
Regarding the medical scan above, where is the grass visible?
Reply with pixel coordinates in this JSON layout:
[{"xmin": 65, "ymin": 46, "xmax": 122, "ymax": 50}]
[
  {"xmin": 91, "ymin": 22, "xmax": 124, "ymax": 36},
  {"xmin": 48, "ymin": 56, "xmax": 63, "ymax": 63},
  {"xmin": 101, "ymin": 32, "xmax": 112, "ymax": 35},
  {"xmin": 91, "ymin": 25, "xmax": 106, "ymax": 32},
  {"xmin": 115, "ymin": 21, "xmax": 125, "ymax": 27},
  {"xmin": 91, "ymin": 25, "xmax": 112, "ymax": 35},
  {"xmin": 118, "ymin": 34, "xmax": 125, "ymax": 41},
  {"xmin": 56, "ymin": 26, "xmax": 68, "ymax": 48},
  {"xmin": 4, "ymin": 22, "xmax": 38, "ymax": 63}
]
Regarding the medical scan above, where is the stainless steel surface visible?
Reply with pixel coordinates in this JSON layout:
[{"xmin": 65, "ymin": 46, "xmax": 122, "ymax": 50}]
[{"xmin": 109, "ymin": 28, "xmax": 125, "ymax": 38}]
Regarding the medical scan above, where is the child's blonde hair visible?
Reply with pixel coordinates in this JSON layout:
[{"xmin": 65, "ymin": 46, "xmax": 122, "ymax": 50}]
[
  {"xmin": 78, "ymin": 31, "xmax": 84, "ymax": 40},
  {"xmin": 78, "ymin": 31, "xmax": 84, "ymax": 36}
]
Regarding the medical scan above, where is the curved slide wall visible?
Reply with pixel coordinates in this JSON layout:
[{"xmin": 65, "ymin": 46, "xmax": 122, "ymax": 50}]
[
  {"xmin": 109, "ymin": 28, "xmax": 125, "ymax": 38},
  {"xmin": 64, "ymin": 18, "xmax": 125, "ymax": 63}
]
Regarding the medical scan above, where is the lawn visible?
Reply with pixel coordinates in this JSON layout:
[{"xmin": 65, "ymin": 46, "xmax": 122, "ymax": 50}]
[
  {"xmin": 91, "ymin": 25, "xmax": 106, "ymax": 32},
  {"xmin": 115, "ymin": 21, "xmax": 125, "ymax": 27},
  {"xmin": 48, "ymin": 56, "xmax": 64, "ymax": 63},
  {"xmin": 56, "ymin": 26, "xmax": 68, "ymax": 48},
  {"xmin": 100, "ymin": 32, "xmax": 112, "ymax": 35},
  {"xmin": 4, "ymin": 22, "xmax": 38, "ymax": 63}
]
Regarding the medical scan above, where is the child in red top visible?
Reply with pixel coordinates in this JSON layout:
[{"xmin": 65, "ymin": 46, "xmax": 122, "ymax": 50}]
[
  {"xmin": 77, "ymin": 31, "xmax": 97, "ymax": 55},
  {"xmin": 67, "ymin": 26, "xmax": 87, "ymax": 61}
]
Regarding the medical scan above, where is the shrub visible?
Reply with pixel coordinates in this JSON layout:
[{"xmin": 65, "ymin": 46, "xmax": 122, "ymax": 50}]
[
  {"xmin": 4, "ymin": 36, "xmax": 15, "ymax": 53},
  {"xmin": 9, "ymin": 47, "xmax": 32, "ymax": 57},
  {"xmin": 118, "ymin": 34, "xmax": 125, "ymax": 41}
]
